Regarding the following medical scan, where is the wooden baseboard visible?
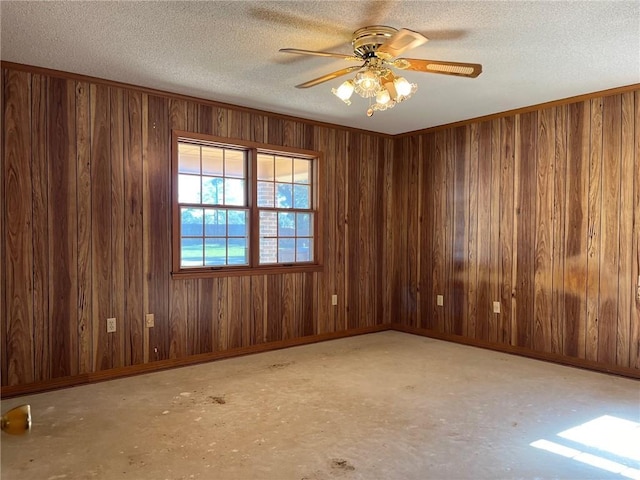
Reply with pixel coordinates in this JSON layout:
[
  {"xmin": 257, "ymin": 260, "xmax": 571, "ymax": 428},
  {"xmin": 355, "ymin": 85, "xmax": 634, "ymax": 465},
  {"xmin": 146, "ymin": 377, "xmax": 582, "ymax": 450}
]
[
  {"xmin": 4, "ymin": 322, "xmax": 637, "ymax": 398},
  {"xmin": 0, "ymin": 324, "xmax": 389, "ymax": 399},
  {"xmin": 391, "ymin": 323, "xmax": 640, "ymax": 380}
]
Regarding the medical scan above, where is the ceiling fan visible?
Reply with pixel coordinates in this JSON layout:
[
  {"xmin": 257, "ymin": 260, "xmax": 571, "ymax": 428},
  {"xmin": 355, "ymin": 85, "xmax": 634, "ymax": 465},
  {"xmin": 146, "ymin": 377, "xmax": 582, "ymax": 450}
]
[{"xmin": 280, "ymin": 25, "xmax": 482, "ymax": 116}]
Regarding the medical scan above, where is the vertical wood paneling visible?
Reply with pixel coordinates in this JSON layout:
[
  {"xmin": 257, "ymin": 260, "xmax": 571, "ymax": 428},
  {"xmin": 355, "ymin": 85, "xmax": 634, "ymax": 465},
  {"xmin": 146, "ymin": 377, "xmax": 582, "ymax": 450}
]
[
  {"xmin": 250, "ymin": 275, "xmax": 265, "ymax": 344},
  {"xmin": 32, "ymin": 74, "xmax": 51, "ymax": 381},
  {"xmin": 515, "ymin": 112, "xmax": 537, "ymax": 348},
  {"xmin": 76, "ymin": 81, "xmax": 92, "ymax": 374},
  {"xmin": 405, "ymin": 136, "xmax": 420, "ymax": 327},
  {"xmin": 124, "ymin": 90, "xmax": 144, "ymax": 365},
  {"xmin": 383, "ymin": 137, "xmax": 396, "ymax": 325},
  {"xmin": 227, "ymin": 276, "xmax": 243, "ymax": 348},
  {"xmin": 564, "ymin": 101, "xmax": 590, "ymax": 358},
  {"xmin": 110, "ymin": 87, "xmax": 125, "ymax": 368},
  {"xmin": 597, "ymin": 95, "xmax": 622, "ymax": 365},
  {"xmin": 315, "ymin": 127, "xmax": 334, "ymax": 334},
  {"xmin": 397, "ymin": 88, "xmax": 637, "ymax": 375},
  {"xmin": 586, "ymin": 98, "xmax": 603, "ymax": 361},
  {"xmin": 90, "ymin": 83, "xmax": 112, "ymax": 371},
  {"xmin": 2, "ymin": 64, "xmax": 639, "ymax": 391},
  {"xmin": 4, "ymin": 70, "xmax": 34, "ymax": 385},
  {"xmin": 391, "ymin": 136, "xmax": 408, "ymax": 326},
  {"xmin": 452, "ymin": 127, "xmax": 469, "ymax": 335},
  {"xmin": 266, "ymin": 275, "xmax": 282, "ymax": 341},
  {"xmin": 466, "ymin": 125, "xmax": 479, "ymax": 337},
  {"xmin": 145, "ymin": 95, "xmax": 170, "ymax": 360},
  {"xmin": 499, "ymin": 116, "xmax": 515, "ymax": 344},
  {"xmin": 346, "ymin": 132, "xmax": 360, "ymax": 329},
  {"xmin": 281, "ymin": 274, "xmax": 295, "ymax": 339},
  {"xmin": 551, "ymin": 106, "xmax": 567, "ymax": 354},
  {"xmin": 488, "ymin": 119, "xmax": 501, "ymax": 342},
  {"xmin": 631, "ymin": 91, "xmax": 640, "ymax": 369},
  {"xmin": 48, "ymin": 76, "xmax": 78, "ymax": 378},
  {"xmin": 432, "ymin": 130, "xmax": 447, "ymax": 332},
  {"xmin": 476, "ymin": 122, "xmax": 492, "ymax": 340},
  {"xmin": 533, "ymin": 107, "xmax": 555, "ymax": 353},
  {"xmin": 617, "ymin": 92, "xmax": 634, "ymax": 367},
  {"xmin": 168, "ymin": 99, "xmax": 188, "ymax": 360},
  {"xmin": 195, "ymin": 279, "xmax": 214, "ymax": 354},
  {"xmin": 334, "ymin": 131, "xmax": 347, "ymax": 331},
  {"xmin": 0, "ymin": 69, "xmax": 6, "ymax": 386}
]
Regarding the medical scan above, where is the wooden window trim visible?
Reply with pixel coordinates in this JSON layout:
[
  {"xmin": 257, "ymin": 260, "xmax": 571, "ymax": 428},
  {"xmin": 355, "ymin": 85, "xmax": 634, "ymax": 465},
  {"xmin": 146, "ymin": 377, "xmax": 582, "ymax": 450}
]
[{"xmin": 171, "ymin": 130, "xmax": 323, "ymax": 279}]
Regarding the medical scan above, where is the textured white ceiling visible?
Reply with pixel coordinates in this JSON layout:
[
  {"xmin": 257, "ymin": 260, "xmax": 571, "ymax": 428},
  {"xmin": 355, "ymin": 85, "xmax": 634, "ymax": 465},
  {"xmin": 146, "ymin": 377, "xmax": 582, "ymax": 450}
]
[{"xmin": 1, "ymin": 1, "xmax": 639, "ymax": 135}]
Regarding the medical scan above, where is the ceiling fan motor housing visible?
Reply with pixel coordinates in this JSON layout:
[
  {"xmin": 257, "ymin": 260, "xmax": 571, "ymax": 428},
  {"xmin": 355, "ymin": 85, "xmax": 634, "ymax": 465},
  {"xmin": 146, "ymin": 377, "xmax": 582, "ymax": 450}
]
[{"xmin": 352, "ymin": 25, "xmax": 398, "ymax": 58}]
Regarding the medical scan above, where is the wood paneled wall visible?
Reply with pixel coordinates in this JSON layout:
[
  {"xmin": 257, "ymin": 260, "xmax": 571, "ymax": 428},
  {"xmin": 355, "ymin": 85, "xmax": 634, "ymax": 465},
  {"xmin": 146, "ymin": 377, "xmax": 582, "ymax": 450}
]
[
  {"xmin": 2, "ymin": 63, "xmax": 638, "ymax": 392},
  {"xmin": 389, "ymin": 90, "xmax": 640, "ymax": 371},
  {"xmin": 1, "ymin": 65, "xmax": 391, "ymax": 388}
]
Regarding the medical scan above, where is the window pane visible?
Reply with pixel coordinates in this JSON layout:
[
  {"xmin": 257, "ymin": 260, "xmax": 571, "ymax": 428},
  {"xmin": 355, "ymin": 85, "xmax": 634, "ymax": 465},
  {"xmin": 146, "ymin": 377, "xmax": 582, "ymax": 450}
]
[
  {"xmin": 259, "ymin": 238, "xmax": 278, "ymax": 264},
  {"xmin": 204, "ymin": 209, "xmax": 226, "ymax": 236},
  {"xmin": 257, "ymin": 181, "xmax": 275, "ymax": 207},
  {"xmin": 259, "ymin": 211, "xmax": 277, "ymax": 238},
  {"xmin": 275, "ymin": 156, "xmax": 292, "ymax": 183},
  {"xmin": 276, "ymin": 183, "xmax": 292, "ymax": 208},
  {"xmin": 227, "ymin": 238, "xmax": 248, "ymax": 265},
  {"xmin": 296, "ymin": 213, "xmax": 311, "ymax": 237},
  {"xmin": 202, "ymin": 146, "xmax": 223, "ymax": 176},
  {"xmin": 181, "ymin": 238, "xmax": 204, "ymax": 267},
  {"xmin": 278, "ymin": 238, "xmax": 295, "ymax": 263},
  {"xmin": 204, "ymin": 238, "xmax": 226, "ymax": 266},
  {"xmin": 293, "ymin": 184, "xmax": 310, "ymax": 209},
  {"xmin": 228, "ymin": 209, "xmax": 247, "ymax": 237},
  {"xmin": 224, "ymin": 178, "xmax": 245, "ymax": 206},
  {"xmin": 293, "ymin": 158, "xmax": 310, "ymax": 184},
  {"xmin": 225, "ymin": 150, "xmax": 245, "ymax": 178},
  {"xmin": 257, "ymin": 154, "xmax": 274, "ymax": 180},
  {"xmin": 178, "ymin": 143, "xmax": 200, "ymax": 174},
  {"xmin": 278, "ymin": 212, "xmax": 295, "ymax": 237},
  {"xmin": 181, "ymin": 207, "xmax": 203, "ymax": 236},
  {"xmin": 179, "ymin": 174, "xmax": 201, "ymax": 203},
  {"xmin": 202, "ymin": 176, "xmax": 224, "ymax": 205},
  {"xmin": 296, "ymin": 238, "xmax": 313, "ymax": 262}
]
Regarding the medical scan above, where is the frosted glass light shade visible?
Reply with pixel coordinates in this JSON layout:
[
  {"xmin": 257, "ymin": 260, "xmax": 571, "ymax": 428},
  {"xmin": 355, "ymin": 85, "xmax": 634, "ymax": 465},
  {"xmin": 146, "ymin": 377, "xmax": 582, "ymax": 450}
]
[{"xmin": 331, "ymin": 80, "xmax": 355, "ymax": 105}]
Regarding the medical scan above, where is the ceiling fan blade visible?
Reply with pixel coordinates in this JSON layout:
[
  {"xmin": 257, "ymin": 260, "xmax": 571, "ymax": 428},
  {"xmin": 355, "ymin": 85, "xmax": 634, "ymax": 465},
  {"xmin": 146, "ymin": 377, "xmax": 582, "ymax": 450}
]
[
  {"xmin": 376, "ymin": 29, "xmax": 428, "ymax": 59},
  {"xmin": 295, "ymin": 65, "xmax": 364, "ymax": 88},
  {"xmin": 395, "ymin": 58, "xmax": 483, "ymax": 78},
  {"xmin": 280, "ymin": 48, "xmax": 359, "ymax": 60}
]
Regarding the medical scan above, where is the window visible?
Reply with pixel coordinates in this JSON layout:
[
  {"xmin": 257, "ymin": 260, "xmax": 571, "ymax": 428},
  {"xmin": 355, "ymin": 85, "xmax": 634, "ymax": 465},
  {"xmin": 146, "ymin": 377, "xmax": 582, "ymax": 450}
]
[{"xmin": 172, "ymin": 131, "xmax": 321, "ymax": 277}]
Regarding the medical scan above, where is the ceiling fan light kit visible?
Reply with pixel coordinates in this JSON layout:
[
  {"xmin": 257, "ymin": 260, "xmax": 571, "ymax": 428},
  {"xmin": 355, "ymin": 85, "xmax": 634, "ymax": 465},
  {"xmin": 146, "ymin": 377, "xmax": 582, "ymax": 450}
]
[{"xmin": 280, "ymin": 25, "xmax": 482, "ymax": 117}]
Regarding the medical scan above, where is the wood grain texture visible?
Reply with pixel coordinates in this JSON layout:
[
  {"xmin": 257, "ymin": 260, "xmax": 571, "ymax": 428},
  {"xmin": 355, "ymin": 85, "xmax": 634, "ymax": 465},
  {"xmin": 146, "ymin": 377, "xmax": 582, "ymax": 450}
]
[
  {"xmin": 498, "ymin": 116, "xmax": 515, "ymax": 345},
  {"xmin": 586, "ymin": 98, "xmax": 603, "ymax": 361},
  {"xmin": 4, "ymin": 69, "xmax": 34, "ymax": 385},
  {"xmin": 631, "ymin": 91, "xmax": 640, "ymax": 370},
  {"xmin": 124, "ymin": 90, "xmax": 144, "ymax": 365},
  {"xmin": 48, "ymin": 76, "xmax": 78, "ymax": 379},
  {"xmin": 533, "ymin": 107, "xmax": 554, "ymax": 353},
  {"xmin": 76, "ymin": 81, "xmax": 92, "ymax": 375},
  {"xmin": 563, "ymin": 101, "xmax": 589, "ymax": 358},
  {"xmin": 1, "ymin": 64, "xmax": 639, "ymax": 394},
  {"xmin": 391, "ymin": 88, "xmax": 639, "ymax": 374},
  {"xmin": 32, "ymin": 74, "xmax": 51, "ymax": 381},
  {"xmin": 90, "ymin": 83, "xmax": 112, "ymax": 371},
  {"xmin": 0, "ymin": 69, "xmax": 5, "ymax": 386}
]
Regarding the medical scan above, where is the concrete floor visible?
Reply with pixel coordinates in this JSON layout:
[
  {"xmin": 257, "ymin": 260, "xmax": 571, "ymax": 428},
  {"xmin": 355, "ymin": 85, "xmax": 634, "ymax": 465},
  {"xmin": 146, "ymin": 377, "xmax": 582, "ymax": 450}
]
[{"xmin": 1, "ymin": 331, "xmax": 639, "ymax": 480}]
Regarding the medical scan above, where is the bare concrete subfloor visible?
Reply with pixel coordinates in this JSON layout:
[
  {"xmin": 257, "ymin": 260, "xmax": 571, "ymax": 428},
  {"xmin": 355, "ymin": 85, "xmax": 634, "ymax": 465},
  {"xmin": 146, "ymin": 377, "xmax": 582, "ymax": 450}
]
[{"xmin": 1, "ymin": 331, "xmax": 639, "ymax": 480}]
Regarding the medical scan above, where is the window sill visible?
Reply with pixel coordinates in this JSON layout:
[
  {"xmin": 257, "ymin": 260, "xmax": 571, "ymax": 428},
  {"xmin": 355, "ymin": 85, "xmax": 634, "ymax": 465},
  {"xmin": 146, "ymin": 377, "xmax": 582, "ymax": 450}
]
[{"xmin": 171, "ymin": 263, "xmax": 324, "ymax": 279}]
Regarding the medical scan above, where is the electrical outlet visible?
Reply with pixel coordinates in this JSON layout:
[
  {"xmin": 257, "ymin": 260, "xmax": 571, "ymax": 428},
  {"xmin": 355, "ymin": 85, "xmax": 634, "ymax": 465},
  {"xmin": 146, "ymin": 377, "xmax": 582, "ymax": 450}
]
[
  {"xmin": 493, "ymin": 301, "xmax": 501, "ymax": 314},
  {"xmin": 145, "ymin": 313, "xmax": 155, "ymax": 328},
  {"xmin": 436, "ymin": 295, "xmax": 444, "ymax": 307},
  {"xmin": 107, "ymin": 317, "xmax": 117, "ymax": 333},
  {"xmin": 331, "ymin": 295, "xmax": 338, "ymax": 306}
]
